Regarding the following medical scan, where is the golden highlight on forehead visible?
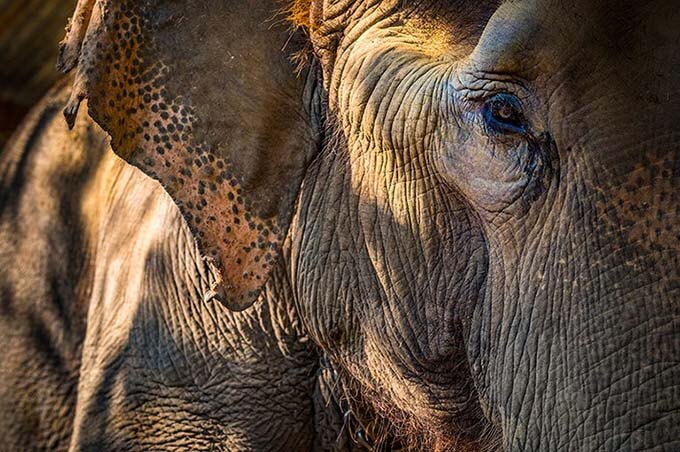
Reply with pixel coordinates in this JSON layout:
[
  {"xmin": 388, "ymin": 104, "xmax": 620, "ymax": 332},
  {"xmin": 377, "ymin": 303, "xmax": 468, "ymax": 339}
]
[{"xmin": 286, "ymin": 0, "xmax": 502, "ymax": 32}]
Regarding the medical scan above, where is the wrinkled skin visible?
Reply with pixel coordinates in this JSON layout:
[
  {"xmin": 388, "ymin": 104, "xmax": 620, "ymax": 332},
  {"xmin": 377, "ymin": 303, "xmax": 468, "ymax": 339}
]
[{"xmin": 1, "ymin": 0, "xmax": 679, "ymax": 450}]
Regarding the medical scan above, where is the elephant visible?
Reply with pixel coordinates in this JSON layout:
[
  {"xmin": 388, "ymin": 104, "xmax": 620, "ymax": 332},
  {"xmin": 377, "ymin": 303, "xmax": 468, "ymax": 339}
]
[{"xmin": 0, "ymin": 0, "xmax": 679, "ymax": 450}]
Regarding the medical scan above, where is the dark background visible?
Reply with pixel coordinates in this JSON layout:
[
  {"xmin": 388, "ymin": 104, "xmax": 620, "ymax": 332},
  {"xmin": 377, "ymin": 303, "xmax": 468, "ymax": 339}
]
[{"xmin": 0, "ymin": 0, "xmax": 77, "ymax": 148}]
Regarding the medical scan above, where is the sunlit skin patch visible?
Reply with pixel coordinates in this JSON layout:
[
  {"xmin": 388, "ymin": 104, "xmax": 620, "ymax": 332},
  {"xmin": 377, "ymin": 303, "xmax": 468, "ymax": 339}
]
[
  {"xmin": 400, "ymin": 16, "xmax": 484, "ymax": 61},
  {"xmin": 60, "ymin": 0, "xmax": 284, "ymax": 310}
]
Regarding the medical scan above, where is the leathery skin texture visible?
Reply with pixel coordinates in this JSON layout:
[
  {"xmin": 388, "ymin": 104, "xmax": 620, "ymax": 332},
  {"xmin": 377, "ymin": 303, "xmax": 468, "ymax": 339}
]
[{"xmin": 0, "ymin": 0, "xmax": 678, "ymax": 450}]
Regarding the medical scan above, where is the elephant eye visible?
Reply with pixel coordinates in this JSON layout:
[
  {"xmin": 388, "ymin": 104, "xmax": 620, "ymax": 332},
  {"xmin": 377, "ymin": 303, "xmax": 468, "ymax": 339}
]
[{"xmin": 482, "ymin": 93, "xmax": 527, "ymax": 135}]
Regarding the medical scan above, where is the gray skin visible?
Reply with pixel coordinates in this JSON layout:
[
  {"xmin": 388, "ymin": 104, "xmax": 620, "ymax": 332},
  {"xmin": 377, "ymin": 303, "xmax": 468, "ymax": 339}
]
[{"xmin": 1, "ymin": 0, "xmax": 679, "ymax": 450}]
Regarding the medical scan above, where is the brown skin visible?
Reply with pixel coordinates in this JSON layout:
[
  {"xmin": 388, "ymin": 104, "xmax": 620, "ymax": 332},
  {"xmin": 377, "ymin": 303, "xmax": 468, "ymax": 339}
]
[{"xmin": 1, "ymin": 0, "xmax": 679, "ymax": 450}]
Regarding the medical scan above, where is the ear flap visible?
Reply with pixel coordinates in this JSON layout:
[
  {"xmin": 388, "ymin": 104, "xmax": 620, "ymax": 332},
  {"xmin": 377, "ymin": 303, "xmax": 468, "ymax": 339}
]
[{"xmin": 59, "ymin": 0, "xmax": 317, "ymax": 310}]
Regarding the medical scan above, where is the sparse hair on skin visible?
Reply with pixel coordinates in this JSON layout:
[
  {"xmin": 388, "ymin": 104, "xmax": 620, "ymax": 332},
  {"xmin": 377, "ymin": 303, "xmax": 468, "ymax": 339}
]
[
  {"xmin": 288, "ymin": 0, "xmax": 312, "ymax": 29},
  {"xmin": 280, "ymin": 0, "xmax": 314, "ymax": 73}
]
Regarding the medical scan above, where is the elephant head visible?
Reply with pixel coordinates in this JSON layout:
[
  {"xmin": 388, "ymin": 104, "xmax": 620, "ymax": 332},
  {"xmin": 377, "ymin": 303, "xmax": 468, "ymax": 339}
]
[{"xmin": 60, "ymin": 0, "xmax": 680, "ymax": 449}]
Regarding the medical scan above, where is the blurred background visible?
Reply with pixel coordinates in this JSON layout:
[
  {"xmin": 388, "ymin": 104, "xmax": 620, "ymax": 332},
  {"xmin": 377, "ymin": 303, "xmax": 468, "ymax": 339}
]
[{"xmin": 0, "ymin": 0, "xmax": 77, "ymax": 148}]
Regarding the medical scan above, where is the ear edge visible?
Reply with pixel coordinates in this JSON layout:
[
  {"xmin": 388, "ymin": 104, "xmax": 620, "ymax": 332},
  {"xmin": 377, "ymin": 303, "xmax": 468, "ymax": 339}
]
[{"xmin": 56, "ymin": 0, "xmax": 94, "ymax": 73}]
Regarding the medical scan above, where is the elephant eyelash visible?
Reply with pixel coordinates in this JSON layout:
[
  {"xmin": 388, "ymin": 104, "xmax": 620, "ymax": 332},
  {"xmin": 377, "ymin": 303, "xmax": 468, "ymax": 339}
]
[{"xmin": 480, "ymin": 93, "xmax": 528, "ymax": 136}]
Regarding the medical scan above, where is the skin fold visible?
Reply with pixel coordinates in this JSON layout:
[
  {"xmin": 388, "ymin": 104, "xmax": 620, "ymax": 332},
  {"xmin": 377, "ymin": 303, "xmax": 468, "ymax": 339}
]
[{"xmin": 0, "ymin": 0, "xmax": 678, "ymax": 450}]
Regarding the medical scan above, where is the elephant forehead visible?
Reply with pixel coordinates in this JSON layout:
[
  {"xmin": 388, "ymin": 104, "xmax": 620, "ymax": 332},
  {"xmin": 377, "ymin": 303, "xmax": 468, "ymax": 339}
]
[{"xmin": 470, "ymin": 0, "xmax": 680, "ymax": 104}]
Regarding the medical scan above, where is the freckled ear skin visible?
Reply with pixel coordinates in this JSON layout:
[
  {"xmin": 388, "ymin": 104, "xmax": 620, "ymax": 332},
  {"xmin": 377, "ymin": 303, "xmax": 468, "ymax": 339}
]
[{"xmin": 58, "ymin": 0, "xmax": 316, "ymax": 310}]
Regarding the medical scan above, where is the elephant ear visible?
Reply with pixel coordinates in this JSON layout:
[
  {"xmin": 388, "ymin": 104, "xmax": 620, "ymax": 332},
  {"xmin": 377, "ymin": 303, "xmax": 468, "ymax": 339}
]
[{"xmin": 58, "ymin": 0, "xmax": 316, "ymax": 310}]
